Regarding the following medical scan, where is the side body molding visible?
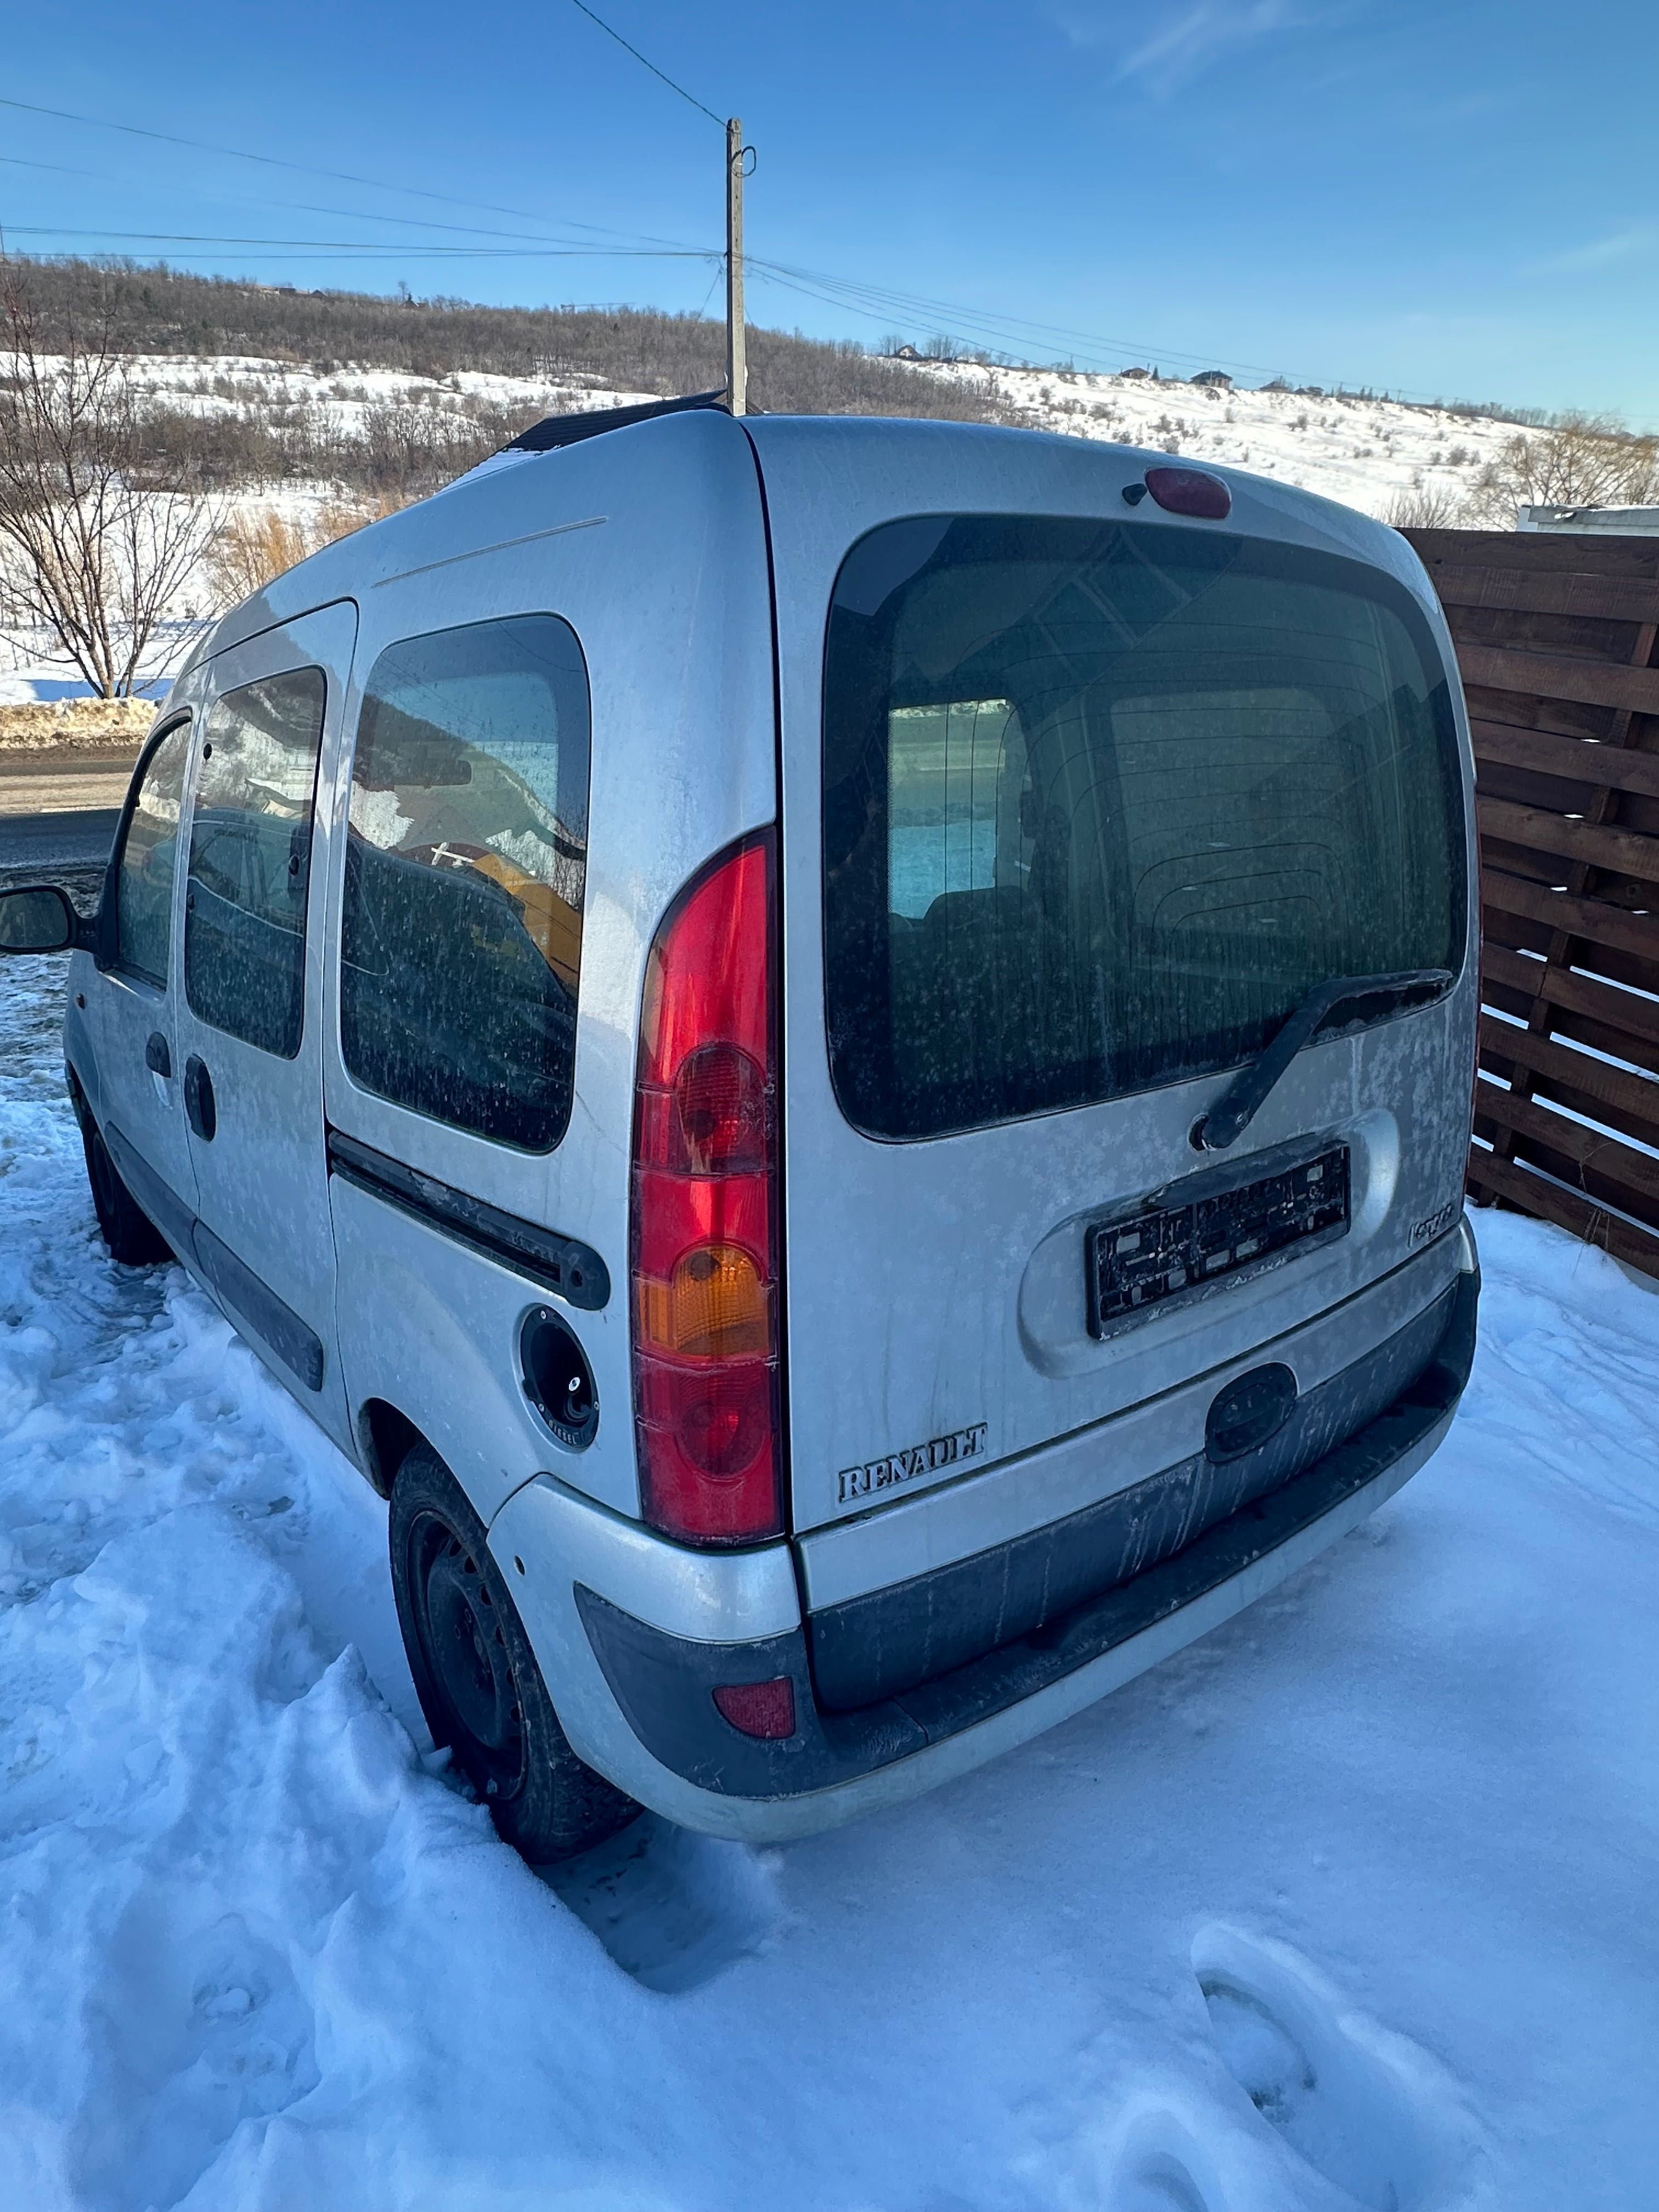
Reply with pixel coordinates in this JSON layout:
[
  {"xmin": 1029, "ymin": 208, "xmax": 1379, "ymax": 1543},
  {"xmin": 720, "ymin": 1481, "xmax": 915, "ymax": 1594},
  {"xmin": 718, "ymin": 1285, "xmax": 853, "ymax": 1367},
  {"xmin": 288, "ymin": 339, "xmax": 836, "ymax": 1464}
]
[{"xmin": 103, "ymin": 1119, "xmax": 325, "ymax": 1392}]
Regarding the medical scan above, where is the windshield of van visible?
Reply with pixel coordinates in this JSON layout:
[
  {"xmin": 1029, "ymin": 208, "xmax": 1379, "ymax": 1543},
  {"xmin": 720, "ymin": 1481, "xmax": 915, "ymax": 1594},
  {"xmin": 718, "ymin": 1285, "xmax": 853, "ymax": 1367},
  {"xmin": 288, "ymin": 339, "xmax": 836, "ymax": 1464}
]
[{"xmin": 822, "ymin": 514, "xmax": 1465, "ymax": 1141}]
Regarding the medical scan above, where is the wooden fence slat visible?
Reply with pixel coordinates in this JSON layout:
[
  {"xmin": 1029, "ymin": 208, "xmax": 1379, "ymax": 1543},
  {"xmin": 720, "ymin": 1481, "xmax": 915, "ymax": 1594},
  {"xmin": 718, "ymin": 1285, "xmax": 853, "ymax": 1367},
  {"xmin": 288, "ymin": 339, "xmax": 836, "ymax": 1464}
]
[
  {"xmin": 1480, "ymin": 869, "xmax": 1658, "ymax": 965},
  {"xmin": 1465, "ymin": 681, "xmax": 1629, "ymax": 746},
  {"xmin": 1456, "ymin": 641, "xmax": 1659, "ymax": 718},
  {"xmin": 1479, "ymin": 1017, "xmax": 1659, "ymax": 1148},
  {"xmin": 1408, "ymin": 527, "xmax": 1659, "ymax": 581},
  {"xmin": 1482, "ymin": 942, "xmax": 1659, "ymax": 1052},
  {"xmin": 1476, "ymin": 794, "xmax": 1659, "ymax": 881},
  {"xmin": 1427, "ymin": 561, "xmax": 1659, "ymax": 624},
  {"xmin": 1474, "ymin": 1079, "xmax": 1659, "ymax": 1210},
  {"xmin": 1471, "ymin": 720, "xmax": 1659, "ymax": 802},
  {"xmin": 1466, "ymin": 1148, "xmax": 1659, "ymax": 1278}
]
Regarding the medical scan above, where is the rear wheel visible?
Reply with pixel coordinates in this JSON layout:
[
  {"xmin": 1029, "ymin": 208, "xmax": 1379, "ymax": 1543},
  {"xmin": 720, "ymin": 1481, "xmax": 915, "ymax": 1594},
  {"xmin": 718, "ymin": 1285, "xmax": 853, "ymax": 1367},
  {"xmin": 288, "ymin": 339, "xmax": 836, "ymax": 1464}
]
[
  {"xmin": 83, "ymin": 1120, "xmax": 171, "ymax": 1267},
  {"xmin": 388, "ymin": 1444, "xmax": 640, "ymax": 1862}
]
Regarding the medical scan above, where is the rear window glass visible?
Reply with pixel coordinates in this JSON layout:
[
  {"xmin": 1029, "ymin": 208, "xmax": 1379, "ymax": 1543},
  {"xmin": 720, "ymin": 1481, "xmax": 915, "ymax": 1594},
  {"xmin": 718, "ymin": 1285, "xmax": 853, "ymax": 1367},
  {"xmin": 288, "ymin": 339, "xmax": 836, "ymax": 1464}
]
[
  {"xmin": 823, "ymin": 515, "xmax": 1465, "ymax": 1141},
  {"xmin": 340, "ymin": 614, "xmax": 590, "ymax": 1153}
]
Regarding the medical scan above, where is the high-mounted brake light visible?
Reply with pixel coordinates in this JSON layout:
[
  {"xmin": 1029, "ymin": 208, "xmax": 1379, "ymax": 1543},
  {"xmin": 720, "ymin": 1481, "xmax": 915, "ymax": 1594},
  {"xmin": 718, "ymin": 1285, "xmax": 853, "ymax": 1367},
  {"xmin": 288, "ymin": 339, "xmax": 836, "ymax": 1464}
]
[
  {"xmin": 1140, "ymin": 465, "xmax": 1232, "ymax": 520},
  {"xmin": 630, "ymin": 831, "xmax": 782, "ymax": 1546}
]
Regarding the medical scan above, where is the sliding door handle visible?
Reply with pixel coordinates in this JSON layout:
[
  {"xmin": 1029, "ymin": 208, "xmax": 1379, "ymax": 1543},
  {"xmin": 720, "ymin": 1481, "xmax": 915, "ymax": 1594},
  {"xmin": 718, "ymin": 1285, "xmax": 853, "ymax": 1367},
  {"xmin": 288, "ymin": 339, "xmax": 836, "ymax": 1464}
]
[{"xmin": 144, "ymin": 1031, "xmax": 172, "ymax": 1079}]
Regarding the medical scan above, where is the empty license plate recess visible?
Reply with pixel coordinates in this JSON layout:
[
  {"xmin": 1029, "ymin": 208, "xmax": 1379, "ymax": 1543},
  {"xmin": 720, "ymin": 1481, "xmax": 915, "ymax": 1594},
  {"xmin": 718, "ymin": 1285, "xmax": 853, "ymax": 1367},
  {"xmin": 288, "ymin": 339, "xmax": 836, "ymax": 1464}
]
[{"xmin": 1086, "ymin": 1146, "xmax": 1351, "ymax": 1337}]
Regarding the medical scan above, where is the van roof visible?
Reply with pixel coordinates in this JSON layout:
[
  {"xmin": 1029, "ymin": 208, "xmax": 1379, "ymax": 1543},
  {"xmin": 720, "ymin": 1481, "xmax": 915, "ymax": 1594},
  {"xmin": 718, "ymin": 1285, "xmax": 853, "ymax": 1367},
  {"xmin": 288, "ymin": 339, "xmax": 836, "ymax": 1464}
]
[{"xmin": 201, "ymin": 407, "xmax": 1430, "ymax": 664}]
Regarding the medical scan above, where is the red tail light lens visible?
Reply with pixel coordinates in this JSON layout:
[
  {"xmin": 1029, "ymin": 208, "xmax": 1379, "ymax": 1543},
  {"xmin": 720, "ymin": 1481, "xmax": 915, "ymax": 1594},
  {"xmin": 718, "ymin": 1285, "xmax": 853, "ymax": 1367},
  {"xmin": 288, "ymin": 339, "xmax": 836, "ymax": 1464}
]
[
  {"xmin": 712, "ymin": 1677, "xmax": 797, "ymax": 1740},
  {"xmin": 631, "ymin": 832, "xmax": 782, "ymax": 1545}
]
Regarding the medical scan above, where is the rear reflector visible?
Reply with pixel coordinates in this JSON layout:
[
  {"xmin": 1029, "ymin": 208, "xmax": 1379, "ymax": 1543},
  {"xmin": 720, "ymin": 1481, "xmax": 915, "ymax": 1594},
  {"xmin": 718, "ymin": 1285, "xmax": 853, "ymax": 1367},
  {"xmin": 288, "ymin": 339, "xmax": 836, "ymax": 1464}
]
[
  {"xmin": 631, "ymin": 832, "xmax": 783, "ymax": 1547},
  {"xmin": 1143, "ymin": 465, "xmax": 1232, "ymax": 520},
  {"xmin": 712, "ymin": 1677, "xmax": 797, "ymax": 1740}
]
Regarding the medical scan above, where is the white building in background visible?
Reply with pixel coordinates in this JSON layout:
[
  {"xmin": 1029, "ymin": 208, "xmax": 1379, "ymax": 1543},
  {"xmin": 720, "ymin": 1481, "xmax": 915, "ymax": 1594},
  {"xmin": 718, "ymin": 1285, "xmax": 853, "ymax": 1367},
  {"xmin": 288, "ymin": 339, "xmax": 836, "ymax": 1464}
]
[{"xmin": 1518, "ymin": 505, "xmax": 1659, "ymax": 534}]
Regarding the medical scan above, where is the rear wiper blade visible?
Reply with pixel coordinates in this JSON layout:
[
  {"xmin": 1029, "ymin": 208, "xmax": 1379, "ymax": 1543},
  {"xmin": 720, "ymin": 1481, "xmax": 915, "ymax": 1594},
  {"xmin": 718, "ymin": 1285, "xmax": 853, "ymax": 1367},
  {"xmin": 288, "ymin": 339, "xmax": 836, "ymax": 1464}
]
[{"xmin": 1194, "ymin": 968, "xmax": 1454, "ymax": 1153}]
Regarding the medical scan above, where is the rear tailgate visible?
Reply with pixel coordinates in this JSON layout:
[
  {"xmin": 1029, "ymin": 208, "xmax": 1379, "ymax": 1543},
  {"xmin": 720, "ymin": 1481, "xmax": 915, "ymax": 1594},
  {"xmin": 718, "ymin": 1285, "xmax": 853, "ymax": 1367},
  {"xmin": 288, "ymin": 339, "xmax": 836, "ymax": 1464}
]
[{"xmin": 749, "ymin": 418, "xmax": 1476, "ymax": 1547}]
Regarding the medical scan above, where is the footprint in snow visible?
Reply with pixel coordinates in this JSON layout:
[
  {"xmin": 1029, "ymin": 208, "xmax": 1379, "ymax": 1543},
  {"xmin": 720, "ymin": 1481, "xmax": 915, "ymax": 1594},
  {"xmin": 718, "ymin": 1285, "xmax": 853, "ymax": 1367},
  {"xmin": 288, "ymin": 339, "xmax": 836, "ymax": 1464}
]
[
  {"xmin": 1113, "ymin": 2151, "xmax": 1215, "ymax": 2212},
  {"xmin": 1193, "ymin": 1926, "xmax": 1475, "ymax": 2212},
  {"xmin": 71, "ymin": 1896, "xmax": 319, "ymax": 2212},
  {"xmin": 1104, "ymin": 2106, "xmax": 1232, "ymax": 2212},
  {"xmin": 542, "ymin": 1812, "xmax": 786, "ymax": 1994}
]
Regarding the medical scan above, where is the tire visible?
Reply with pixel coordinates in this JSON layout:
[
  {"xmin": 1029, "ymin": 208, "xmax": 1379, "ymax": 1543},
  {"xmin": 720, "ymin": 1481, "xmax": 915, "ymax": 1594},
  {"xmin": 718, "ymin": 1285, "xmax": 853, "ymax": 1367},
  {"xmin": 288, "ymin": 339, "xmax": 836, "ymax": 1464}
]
[
  {"xmin": 389, "ymin": 1443, "xmax": 640, "ymax": 1862},
  {"xmin": 83, "ymin": 1119, "xmax": 171, "ymax": 1267}
]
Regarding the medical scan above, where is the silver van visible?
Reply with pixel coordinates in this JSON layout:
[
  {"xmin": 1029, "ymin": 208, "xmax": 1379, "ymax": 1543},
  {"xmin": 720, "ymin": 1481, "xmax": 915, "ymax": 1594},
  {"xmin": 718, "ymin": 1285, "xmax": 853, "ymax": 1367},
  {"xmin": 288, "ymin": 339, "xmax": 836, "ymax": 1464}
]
[{"xmin": 0, "ymin": 404, "xmax": 1480, "ymax": 1859}]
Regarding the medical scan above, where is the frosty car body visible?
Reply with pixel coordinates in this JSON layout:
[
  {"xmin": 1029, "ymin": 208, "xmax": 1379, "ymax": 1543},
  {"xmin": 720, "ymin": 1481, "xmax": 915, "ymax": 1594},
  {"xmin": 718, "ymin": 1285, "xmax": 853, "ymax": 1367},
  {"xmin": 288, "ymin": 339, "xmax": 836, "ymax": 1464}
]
[{"xmin": 41, "ymin": 409, "xmax": 1479, "ymax": 1842}]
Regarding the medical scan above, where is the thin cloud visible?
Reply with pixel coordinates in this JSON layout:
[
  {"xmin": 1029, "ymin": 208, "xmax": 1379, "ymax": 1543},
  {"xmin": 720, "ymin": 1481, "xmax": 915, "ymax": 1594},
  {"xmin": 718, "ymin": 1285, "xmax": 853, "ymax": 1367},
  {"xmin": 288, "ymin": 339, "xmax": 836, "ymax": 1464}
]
[
  {"xmin": 1116, "ymin": 1, "xmax": 1316, "ymax": 88},
  {"xmin": 1532, "ymin": 228, "xmax": 1657, "ymax": 275}
]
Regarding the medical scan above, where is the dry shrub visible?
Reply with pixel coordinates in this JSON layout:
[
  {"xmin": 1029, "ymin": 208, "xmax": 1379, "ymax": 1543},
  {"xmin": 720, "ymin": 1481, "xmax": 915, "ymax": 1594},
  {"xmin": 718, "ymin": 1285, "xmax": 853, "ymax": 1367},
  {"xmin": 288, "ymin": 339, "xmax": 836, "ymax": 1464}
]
[
  {"xmin": 208, "ymin": 509, "xmax": 310, "ymax": 602},
  {"xmin": 207, "ymin": 495, "xmax": 403, "ymax": 607},
  {"xmin": 1385, "ymin": 485, "xmax": 1471, "ymax": 528}
]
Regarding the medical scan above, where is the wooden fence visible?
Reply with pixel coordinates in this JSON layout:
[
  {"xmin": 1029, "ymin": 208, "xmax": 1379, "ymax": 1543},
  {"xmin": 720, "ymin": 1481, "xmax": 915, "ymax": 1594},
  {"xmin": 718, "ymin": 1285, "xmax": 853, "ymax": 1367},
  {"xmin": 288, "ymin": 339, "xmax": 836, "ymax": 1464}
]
[{"xmin": 1404, "ymin": 527, "xmax": 1659, "ymax": 1279}]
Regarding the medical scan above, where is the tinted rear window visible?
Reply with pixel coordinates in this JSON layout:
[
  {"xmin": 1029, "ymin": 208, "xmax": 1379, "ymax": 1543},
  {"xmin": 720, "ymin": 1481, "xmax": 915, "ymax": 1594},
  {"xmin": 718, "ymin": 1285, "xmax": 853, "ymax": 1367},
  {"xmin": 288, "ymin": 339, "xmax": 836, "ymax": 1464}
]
[{"xmin": 823, "ymin": 515, "xmax": 1465, "ymax": 1141}]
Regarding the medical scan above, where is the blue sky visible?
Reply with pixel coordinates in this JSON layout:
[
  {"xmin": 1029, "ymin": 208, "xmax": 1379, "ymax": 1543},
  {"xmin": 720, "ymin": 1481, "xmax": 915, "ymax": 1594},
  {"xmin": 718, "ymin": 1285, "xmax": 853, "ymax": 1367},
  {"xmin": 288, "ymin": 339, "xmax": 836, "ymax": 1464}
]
[{"xmin": 3, "ymin": 1, "xmax": 1654, "ymax": 422}]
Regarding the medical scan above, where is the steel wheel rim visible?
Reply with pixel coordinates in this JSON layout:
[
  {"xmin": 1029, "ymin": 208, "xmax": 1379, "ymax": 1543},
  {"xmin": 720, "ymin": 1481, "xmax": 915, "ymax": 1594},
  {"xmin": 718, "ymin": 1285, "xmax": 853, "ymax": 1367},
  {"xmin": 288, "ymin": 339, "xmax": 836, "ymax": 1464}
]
[{"xmin": 410, "ymin": 1511, "xmax": 527, "ymax": 1805}]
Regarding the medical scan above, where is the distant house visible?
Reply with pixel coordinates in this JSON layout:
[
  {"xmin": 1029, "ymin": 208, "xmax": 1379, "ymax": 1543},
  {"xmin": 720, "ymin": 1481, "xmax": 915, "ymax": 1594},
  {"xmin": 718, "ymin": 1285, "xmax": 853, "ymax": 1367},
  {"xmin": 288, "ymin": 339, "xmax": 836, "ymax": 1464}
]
[
  {"xmin": 1119, "ymin": 366, "xmax": 1150, "ymax": 380},
  {"xmin": 891, "ymin": 344, "xmax": 921, "ymax": 362},
  {"xmin": 1192, "ymin": 369, "xmax": 1233, "ymax": 390}
]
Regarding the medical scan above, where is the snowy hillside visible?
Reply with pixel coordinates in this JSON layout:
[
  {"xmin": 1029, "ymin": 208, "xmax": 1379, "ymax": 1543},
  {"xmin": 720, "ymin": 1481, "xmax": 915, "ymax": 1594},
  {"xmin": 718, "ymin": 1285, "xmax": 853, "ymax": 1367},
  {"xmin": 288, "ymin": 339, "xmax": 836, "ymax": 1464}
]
[
  {"xmin": 121, "ymin": 348, "xmax": 1525, "ymax": 523},
  {"xmin": 2, "ymin": 950, "xmax": 1656, "ymax": 2209},
  {"xmin": 914, "ymin": 358, "xmax": 1530, "ymax": 518}
]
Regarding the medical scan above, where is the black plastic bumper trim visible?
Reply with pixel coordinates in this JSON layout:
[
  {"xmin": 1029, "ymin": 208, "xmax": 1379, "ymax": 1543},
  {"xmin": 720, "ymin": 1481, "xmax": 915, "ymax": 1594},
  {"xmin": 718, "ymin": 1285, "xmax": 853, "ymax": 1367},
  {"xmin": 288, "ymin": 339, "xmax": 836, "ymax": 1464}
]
[
  {"xmin": 809, "ymin": 1266, "xmax": 1456, "ymax": 1713},
  {"xmin": 577, "ymin": 1262, "xmax": 1478, "ymax": 1800},
  {"xmin": 327, "ymin": 1127, "xmax": 610, "ymax": 1311}
]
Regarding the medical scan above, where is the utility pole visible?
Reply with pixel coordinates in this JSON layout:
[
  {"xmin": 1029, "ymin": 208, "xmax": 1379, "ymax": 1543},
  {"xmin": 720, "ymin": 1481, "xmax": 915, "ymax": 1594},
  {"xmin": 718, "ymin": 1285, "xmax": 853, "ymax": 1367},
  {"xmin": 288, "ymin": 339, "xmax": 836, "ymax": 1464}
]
[{"xmin": 725, "ymin": 116, "xmax": 746, "ymax": 417}]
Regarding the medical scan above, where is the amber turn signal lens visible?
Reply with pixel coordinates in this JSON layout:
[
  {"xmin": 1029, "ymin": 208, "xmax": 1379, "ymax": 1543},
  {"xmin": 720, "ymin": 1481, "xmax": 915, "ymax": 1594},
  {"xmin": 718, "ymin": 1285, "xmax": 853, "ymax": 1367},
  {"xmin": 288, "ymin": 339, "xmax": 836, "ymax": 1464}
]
[{"xmin": 636, "ymin": 1243, "xmax": 770, "ymax": 1359}]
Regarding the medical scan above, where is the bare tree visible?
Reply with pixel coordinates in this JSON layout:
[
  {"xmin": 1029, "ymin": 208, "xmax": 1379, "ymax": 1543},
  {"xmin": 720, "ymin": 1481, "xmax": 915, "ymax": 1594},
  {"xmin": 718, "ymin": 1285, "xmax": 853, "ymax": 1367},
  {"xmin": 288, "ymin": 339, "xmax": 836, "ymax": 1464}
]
[
  {"xmin": 0, "ymin": 263, "xmax": 216, "ymax": 696},
  {"xmin": 1464, "ymin": 413, "xmax": 1659, "ymax": 526}
]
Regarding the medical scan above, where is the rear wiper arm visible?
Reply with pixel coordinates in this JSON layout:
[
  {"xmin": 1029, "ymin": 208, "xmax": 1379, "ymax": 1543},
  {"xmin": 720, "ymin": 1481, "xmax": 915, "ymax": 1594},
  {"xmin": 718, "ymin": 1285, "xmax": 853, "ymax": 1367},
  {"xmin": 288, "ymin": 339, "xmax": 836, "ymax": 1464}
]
[{"xmin": 1194, "ymin": 968, "xmax": 1454, "ymax": 1153}]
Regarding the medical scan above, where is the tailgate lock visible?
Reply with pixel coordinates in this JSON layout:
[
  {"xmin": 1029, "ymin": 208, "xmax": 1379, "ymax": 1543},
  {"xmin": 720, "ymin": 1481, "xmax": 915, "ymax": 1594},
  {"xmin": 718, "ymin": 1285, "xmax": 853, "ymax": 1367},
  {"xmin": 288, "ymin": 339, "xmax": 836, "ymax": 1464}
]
[{"xmin": 1205, "ymin": 1364, "xmax": 1297, "ymax": 1463}]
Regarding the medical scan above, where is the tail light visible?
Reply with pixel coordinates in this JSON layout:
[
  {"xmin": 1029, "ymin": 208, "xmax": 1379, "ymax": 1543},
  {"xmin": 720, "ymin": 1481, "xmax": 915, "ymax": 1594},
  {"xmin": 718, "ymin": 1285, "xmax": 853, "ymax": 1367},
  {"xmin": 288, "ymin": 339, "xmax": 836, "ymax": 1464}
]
[{"xmin": 631, "ymin": 831, "xmax": 782, "ymax": 1545}]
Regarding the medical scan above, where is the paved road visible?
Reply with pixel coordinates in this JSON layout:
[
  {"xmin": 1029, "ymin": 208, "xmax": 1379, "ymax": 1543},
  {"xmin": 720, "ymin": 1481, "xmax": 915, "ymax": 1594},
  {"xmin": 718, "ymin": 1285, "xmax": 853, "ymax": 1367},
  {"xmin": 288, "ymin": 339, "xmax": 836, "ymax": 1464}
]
[
  {"xmin": 0, "ymin": 809, "xmax": 120, "ymax": 872},
  {"xmin": 0, "ymin": 810, "xmax": 119, "ymax": 910}
]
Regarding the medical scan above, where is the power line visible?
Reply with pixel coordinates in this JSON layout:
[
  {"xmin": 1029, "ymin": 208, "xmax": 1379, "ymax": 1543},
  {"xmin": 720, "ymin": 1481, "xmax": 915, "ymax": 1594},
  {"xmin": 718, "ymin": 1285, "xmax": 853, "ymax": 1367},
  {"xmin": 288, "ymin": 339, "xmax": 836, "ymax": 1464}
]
[
  {"xmin": 5, "ymin": 224, "xmax": 710, "ymax": 263},
  {"xmin": 0, "ymin": 148, "xmax": 714, "ymax": 258},
  {"xmin": 1, "ymin": 87, "xmax": 1409, "ymax": 396},
  {"xmin": 0, "ymin": 93, "xmax": 670, "ymax": 245},
  {"xmin": 562, "ymin": 2, "xmax": 725, "ymax": 128}
]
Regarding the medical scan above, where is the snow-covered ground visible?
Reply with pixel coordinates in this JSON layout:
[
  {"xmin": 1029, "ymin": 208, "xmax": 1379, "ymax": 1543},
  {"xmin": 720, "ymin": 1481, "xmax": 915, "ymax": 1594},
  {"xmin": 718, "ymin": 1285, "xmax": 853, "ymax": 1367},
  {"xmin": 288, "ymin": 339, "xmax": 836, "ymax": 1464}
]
[{"xmin": 2, "ymin": 955, "xmax": 1656, "ymax": 2209}]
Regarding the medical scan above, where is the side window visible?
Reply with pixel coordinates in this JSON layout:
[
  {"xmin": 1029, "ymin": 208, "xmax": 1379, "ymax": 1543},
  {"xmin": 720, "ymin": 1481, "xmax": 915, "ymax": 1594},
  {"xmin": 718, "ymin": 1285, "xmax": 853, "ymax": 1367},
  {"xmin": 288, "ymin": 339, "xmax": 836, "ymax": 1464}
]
[
  {"xmin": 340, "ymin": 614, "xmax": 591, "ymax": 1152},
  {"xmin": 115, "ymin": 719, "xmax": 193, "ymax": 984},
  {"xmin": 184, "ymin": 667, "xmax": 326, "ymax": 1059}
]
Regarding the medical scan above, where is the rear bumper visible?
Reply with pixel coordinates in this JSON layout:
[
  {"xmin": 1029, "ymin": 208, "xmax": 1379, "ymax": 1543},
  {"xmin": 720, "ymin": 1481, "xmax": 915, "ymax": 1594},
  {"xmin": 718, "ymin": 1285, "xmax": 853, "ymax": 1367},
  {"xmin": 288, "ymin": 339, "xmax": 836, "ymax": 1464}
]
[{"xmin": 491, "ymin": 1230, "xmax": 1478, "ymax": 1841}]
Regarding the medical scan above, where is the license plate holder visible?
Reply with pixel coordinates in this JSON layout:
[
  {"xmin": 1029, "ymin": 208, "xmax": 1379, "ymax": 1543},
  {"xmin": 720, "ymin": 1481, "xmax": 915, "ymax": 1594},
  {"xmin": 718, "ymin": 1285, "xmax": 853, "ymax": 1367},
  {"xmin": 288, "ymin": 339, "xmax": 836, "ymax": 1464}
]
[{"xmin": 1086, "ymin": 1144, "xmax": 1351, "ymax": 1338}]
